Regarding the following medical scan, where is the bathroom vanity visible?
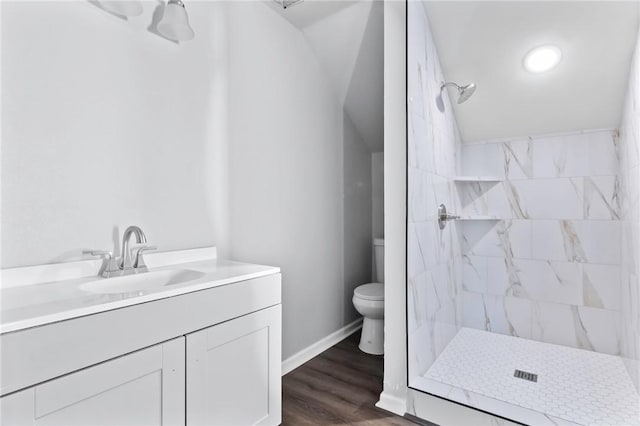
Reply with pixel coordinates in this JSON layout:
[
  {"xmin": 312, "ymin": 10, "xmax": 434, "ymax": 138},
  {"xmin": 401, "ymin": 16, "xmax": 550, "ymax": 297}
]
[{"xmin": 0, "ymin": 247, "xmax": 282, "ymax": 425}]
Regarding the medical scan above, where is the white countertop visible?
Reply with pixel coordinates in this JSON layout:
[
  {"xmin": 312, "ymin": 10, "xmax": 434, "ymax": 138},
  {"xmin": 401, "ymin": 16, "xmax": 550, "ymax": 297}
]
[{"xmin": 1, "ymin": 251, "xmax": 280, "ymax": 334}]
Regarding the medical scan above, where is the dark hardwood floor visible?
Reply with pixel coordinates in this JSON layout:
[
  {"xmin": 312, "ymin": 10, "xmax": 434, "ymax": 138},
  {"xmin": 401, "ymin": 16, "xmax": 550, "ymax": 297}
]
[{"xmin": 282, "ymin": 331, "xmax": 417, "ymax": 425}]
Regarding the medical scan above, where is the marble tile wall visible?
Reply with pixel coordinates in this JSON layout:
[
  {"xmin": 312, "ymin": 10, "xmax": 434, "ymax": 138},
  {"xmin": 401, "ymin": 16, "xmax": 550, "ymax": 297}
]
[
  {"xmin": 408, "ymin": 0, "xmax": 640, "ymax": 395},
  {"xmin": 619, "ymin": 26, "xmax": 640, "ymax": 391},
  {"xmin": 407, "ymin": 0, "xmax": 463, "ymax": 380},
  {"xmin": 459, "ymin": 130, "xmax": 623, "ymax": 356}
]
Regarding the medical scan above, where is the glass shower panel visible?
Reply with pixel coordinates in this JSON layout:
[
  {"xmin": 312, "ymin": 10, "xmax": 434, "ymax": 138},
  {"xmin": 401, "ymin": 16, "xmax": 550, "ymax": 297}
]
[
  {"xmin": 406, "ymin": 1, "xmax": 640, "ymax": 425},
  {"xmin": 406, "ymin": 0, "xmax": 463, "ymax": 396}
]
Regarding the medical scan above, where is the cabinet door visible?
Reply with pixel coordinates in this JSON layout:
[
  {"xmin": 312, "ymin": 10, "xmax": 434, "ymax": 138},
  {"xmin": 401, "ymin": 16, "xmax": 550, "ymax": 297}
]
[
  {"xmin": 1, "ymin": 338, "xmax": 185, "ymax": 426},
  {"xmin": 1, "ymin": 388, "xmax": 34, "ymax": 425},
  {"xmin": 186, "ymin": 305, "xmax": 281, "ymax": 426}
]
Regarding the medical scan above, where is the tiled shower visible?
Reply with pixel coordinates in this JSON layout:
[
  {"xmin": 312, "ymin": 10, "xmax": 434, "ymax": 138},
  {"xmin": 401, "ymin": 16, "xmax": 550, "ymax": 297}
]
[
  {"xmin": 406, "ymin": 2, "xmax": 640, "ymax": 425},
  {"xmin": 459, "ymin": 130, "xmax": 621, "ymax": 355}
]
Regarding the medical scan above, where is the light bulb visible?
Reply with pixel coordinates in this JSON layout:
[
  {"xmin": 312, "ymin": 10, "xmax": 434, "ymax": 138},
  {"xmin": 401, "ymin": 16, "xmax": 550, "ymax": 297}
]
[{"xmin": 523, "ymin": 45, "xmax": 562, "ymax": 73}]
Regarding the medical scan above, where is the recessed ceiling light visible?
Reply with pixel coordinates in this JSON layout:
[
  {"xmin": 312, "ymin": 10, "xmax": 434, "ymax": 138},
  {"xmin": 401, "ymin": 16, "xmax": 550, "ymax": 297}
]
[{"xmin": 523, "ymin": 45, "xmax": 562, "ymax": 73}]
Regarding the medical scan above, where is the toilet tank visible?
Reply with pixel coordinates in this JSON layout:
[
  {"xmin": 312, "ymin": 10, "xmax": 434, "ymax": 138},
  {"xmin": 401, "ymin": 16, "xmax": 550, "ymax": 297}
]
[{"xmin": 374, "ymin": 238, "xmax": 385, "ymax": 283}]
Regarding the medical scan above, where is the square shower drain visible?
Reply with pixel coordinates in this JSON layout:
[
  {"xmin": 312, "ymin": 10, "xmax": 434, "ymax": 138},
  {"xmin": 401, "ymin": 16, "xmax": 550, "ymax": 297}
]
[{"xmin": 514, "ymin": 369, "xmax": 538, "ymax": 382}]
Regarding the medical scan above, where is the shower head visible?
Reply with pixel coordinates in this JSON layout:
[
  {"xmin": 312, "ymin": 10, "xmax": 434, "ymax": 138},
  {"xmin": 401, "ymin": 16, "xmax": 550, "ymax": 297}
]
[
  {"xmin": 441, "ymin": 82, "xmax": 476, "ymax": 104},
  {"xmin": 457, "ymin": 83, "xmax": 476, "ymax": 104}
]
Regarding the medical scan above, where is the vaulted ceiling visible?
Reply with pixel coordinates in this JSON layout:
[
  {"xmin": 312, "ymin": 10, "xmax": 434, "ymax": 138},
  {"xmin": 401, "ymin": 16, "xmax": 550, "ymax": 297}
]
[
  {"xmin": 268, "ymin": 1, "xmax": 640, "ymax": 145},
  {"xmin": 423, "ymin": 1, "xmax": 640, "ymax": 142},
  {"xmin": 270, "ymin": 0, "xmax": 384, "ymax": 152}
]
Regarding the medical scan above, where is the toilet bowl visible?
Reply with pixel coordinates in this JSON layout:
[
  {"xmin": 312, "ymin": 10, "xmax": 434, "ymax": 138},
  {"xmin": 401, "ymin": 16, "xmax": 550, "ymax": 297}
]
[{"xmin": 353, "ymin": 238, "xmax": 385, "ymax": 355}]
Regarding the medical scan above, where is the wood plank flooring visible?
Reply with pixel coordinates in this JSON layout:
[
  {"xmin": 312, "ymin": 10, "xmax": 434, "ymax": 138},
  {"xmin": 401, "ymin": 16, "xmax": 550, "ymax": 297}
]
[{"xmin": 282, "ymin": 330, "xmax": 418, "ymax": 425}]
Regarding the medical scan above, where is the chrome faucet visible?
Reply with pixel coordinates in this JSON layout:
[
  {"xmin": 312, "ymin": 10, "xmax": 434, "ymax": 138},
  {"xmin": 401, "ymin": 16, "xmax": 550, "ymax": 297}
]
[
  {"xmin": 84, "ymin": 225, "xmax": 157, "ymax": 277},
  {"xmin": 120, "ymin": 226, "xmax": 147, "ymax": 271}
]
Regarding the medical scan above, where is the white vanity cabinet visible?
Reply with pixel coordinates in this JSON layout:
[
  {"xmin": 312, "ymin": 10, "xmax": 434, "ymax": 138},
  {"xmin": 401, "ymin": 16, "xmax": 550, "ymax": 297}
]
[
  {"xmin": 0, "ymin": 264, "xmax": 282, "ymax": 426},
  {"xmin": 187, "ymin": 305, "xmax": 281, "ymax": 426},
  {"xmin": 1, "ymin": 337, "xmax": 185, "ymax": 426}
]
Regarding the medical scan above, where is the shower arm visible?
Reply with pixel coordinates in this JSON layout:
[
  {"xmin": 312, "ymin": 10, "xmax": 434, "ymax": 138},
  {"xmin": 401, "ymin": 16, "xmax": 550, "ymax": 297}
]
[{"xmin": 440, "ymin": 82, "xmax": 461, "ymax": 91}]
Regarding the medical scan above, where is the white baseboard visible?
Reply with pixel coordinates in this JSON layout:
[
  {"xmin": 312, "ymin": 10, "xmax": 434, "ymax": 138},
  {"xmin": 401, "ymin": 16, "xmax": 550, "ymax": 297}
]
[
  {"xmin": 376, "ymin": 391, "xmax": 407, "ymax": 416},
  {"xmin": 281, "ymin": 318, "xmax": 363, "ymax": 376}
]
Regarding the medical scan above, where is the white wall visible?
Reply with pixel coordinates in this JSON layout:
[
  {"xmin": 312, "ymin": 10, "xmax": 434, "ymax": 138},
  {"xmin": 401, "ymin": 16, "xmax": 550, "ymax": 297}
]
[
  {"xmin": 343, "ymin": 1, "xmax": 384, "ymax": 153},
  {"xmin": 376, "ymin": 0, "xmax": 407, "ymax": 416},
  {"xmin": 302, "ymin": 1, "xmax": 384, "ymax": 153},
  {"xmin": 372, "ymin": 152, "xmax": 384, "ymax": 240},
  {"xmin": 344, "ymin": 112, "xmax": 373, "ymax": 320},
  {"xmin": 1, "ymin": 1, "xmax": 229, "ymax": 267},
  {"xmin": 371, "ymin": 152, "xmax": 384, "ymax": 279},
  {"xmin": 2, "ymin": 1, "xmax": 377, "ymax": 362},
  {"xmin": 224, "ymin": 1, "xmax": 374, "ymax": 360},
  {"xmin": 301, "ymin": 1, "xmax": 372, "ymax": 103}
]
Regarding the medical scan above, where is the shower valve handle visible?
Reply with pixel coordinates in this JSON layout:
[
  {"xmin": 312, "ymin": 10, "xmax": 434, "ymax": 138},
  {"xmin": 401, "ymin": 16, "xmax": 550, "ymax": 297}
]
[{"xmin": 438, "ymin": 204, "xmax": 459, "ymax": 229}]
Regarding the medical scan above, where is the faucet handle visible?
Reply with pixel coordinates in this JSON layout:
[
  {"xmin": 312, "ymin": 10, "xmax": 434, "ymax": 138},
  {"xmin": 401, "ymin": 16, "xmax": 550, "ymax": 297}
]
[
  {"xmin": 83, "ymin": 250, "xmax": 113, "ymax": 259},
  {"xmin": 133, "ymin": 245, "xmax": 157, "ymax": 270},
  {"xmin": 83, "ymin": 250, "xmax": 119, "ymax": 277}
]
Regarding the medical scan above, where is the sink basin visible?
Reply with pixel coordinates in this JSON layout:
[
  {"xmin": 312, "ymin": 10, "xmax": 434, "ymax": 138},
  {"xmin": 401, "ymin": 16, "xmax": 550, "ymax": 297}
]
[{"xmin": 80, "ymin": 269, "xmax": 205, "ymax": 294}]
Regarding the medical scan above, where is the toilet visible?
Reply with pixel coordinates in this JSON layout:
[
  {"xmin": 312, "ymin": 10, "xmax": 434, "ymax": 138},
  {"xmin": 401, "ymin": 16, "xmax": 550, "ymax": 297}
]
[{"xmin": 352, "ymin": 238, "xmax": 385, "ymax": 355}]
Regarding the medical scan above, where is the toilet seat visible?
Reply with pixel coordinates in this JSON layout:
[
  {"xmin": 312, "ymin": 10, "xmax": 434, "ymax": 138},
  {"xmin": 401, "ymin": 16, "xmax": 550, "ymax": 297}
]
[{"xmin": 354, "ymin": 283, "xmax": 384, "ymax": 301}]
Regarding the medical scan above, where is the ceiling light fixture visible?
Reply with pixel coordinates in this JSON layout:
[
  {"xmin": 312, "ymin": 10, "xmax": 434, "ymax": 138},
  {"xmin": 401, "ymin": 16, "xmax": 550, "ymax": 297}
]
[
  {"xmin": 98, "ymin": 1, "xmax": 143, "ymax": 17},
  {"xmin": 523, "ymin": 45, "xmax": 562, "ymax": 73},
  {"xmin": 158, "ymin": 0, "xmax": 195, "ymax": 42}
]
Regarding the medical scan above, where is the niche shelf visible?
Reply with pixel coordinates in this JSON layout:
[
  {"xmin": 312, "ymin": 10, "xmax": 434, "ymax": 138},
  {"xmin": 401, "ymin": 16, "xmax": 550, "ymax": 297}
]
[
  {"xmin": 457, "ymin": 216, "xmax": 502, "ymax": 221},
  {"xmin": 452, "ymin": 175, "xmax": 503, "ymax": 222}
]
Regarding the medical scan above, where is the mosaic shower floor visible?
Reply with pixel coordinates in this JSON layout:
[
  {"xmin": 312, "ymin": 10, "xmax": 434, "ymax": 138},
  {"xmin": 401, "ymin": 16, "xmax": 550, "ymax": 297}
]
[{"xmin": 413, "ymin": 328, "xmax": 640, "ymax": 426}]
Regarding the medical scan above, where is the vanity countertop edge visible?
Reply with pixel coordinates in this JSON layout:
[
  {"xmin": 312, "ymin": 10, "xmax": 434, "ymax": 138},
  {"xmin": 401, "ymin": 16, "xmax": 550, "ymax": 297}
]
[{"xmin": 1, "ymin": 246, "xmax": 281, "ymax": 334}]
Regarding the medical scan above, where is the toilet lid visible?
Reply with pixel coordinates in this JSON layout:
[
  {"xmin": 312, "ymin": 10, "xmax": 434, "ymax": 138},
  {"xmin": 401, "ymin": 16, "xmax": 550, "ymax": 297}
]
[{"xmin": 354, "ymin": 283, "xmax": 384, "ymax": 301}]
